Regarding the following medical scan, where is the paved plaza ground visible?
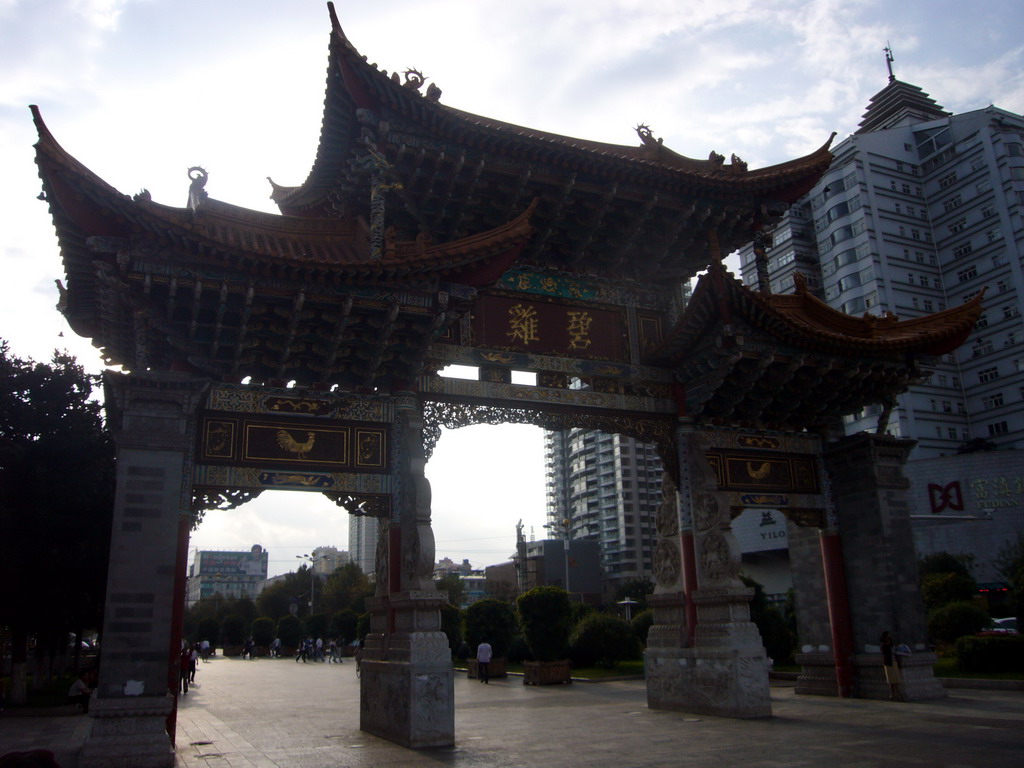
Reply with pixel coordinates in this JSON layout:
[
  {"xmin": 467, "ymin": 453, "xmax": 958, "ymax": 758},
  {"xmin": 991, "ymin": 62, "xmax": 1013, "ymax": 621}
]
[{"xmin": 2, "ymin": 656, "xmax": 1023, "ymax": 767}]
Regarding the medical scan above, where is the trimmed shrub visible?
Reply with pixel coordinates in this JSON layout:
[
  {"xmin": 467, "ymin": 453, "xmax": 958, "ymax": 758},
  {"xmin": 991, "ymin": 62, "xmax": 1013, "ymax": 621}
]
[
  {"xmin": 506, "ymin": 635, "xmax": 533, "ymax": 664},
  {"xmin": 463, "ymin": 599, "xmax": 516, "ymax": 658},
  {"xmin": 517, "ymin": 586, "xmax": 573, "ymax": 662},
  {"xmin": 330, "ymin": 609, "xmax": 358, "ymax": 645},
  {"xmin": 569, "ymin": 614, "xmax": 641, "ymax": 669},
  {"xmin": 927, "ymin": 601, "xmax": 990, "ymax": 644},
  {"xmin": 955, "ymin": 634, "xmax": 1024, "ymax": 673},
  {"xmin": 251, "ymin": 616, "xmax": 275, "ymax": 647},
  {"xmin": 197, "ymin": 617, "xmax": 220, "ymax": 649},
  {"xmin": 632, "ymin": 609, "xmax": 654, "ymax": 646},
  {"xmin": 276, "ymin": 614, "xmax": 302, "ymax": 649},
  {"xmin": 440, "ymin": 603, "xmax": 462, "ymax": 655},
  {"xmin": 922, "ymin": 572, "xmax": 977, "ymax": 613},
  {"xmin": 221, "ymin": 614, "xmax": 247, "ymax": 646}
]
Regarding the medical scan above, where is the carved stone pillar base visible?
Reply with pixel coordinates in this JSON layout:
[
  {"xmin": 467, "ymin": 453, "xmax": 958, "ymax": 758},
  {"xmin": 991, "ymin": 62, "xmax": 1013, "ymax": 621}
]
[
  {"xmin": 360, "ymin": 591, "xmax": 453, "ymax": 748},
  {"xmin": 645, "ymin": 592, "xmax": 688, "ymax": 650},
  {"xmin": 79, "ymin": 695, "xmax": 175, "ymax": 768},
  {"xmin": 852, "ymin": 651, "xmax": 947, "ymax": 701},
  {"xmin": 647, "ymin": 588, "xmax": 771, "ymax": 718}
]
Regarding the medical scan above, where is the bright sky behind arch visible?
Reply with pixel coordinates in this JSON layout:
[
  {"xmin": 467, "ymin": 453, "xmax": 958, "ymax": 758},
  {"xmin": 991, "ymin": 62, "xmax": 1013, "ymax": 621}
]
[{"xmin": 3, "ymin": 0, "xmax": 1023, "ymax": 576}]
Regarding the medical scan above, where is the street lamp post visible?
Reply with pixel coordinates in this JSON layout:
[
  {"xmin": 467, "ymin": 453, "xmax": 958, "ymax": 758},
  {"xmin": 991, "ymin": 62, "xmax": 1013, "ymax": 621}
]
[{"xmin": 296, "ymin": 553, "xmax": 324, "ymax": 614}]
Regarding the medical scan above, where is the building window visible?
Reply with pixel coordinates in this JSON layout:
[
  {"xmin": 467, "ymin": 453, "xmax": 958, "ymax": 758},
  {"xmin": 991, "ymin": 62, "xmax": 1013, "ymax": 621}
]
[
  {"xmin": 981, "ymin": 205, "xmax": 996, "ymax": 218},
  {"xmin": 948, "ymin": 218, "xmax": 966, "ymax": 234},
  {"xmin": 988, "ymin": 421, "xmax": 1009, "ymax": 436},
  {"xmin": 942, "ymin": 400, "xmax": 953, "ymax": 413},
  {"xmin": 944, "ymin": 194, "xmax": 962, "ymax": 212},
  {"xmin": 957, "ymin": 265, "xmax": 978, "ymax": 282},
  {"xmin": 938, "ymin": 172, "xmax": 958, "ymax": 189},
  {"xmin": 911, "ymin": 229, "xmax": 921, "ymax": 240},
  {"xmin": 919, "ymin": 275, "xmax": 929, "ymax": 287},
  {"xmin": 982, "ymin": 393, "xmax": 1004, "ymax": 408},
  {"xmin": 1004, "ymin": 305, "xmax": 1021, "ymax": 320},
  {"xmin": 976, "ymin": 313, "xmax": 988, "ymax": 328},
  {"xmin": 902, "ymin": 183, "xmax": 912, "ymax": 194},
  {"xmin": 1007, "ymin": 143, "xmax": 1023, "ymax": 157},
  {"xmin": 947, "ymin": 428, "xmax": 958, "ymax": 440},
  {"xmin": 987, "ymin": 228, "xmax": 1002, "ymax": 243},
  {"xmin": 953, "ymin": 243, "xmax": 974, "ymax": 259},
  {"xmin": 923, "ymin": 299, "xmax": 934, "ymax": 311},
  {"xmin": 973, "ymin": 339, "xmax": 993, "ymax": 357},
  {"xmin": 978, "ymin": 367, "xmax": 999, "ymax": 383}
]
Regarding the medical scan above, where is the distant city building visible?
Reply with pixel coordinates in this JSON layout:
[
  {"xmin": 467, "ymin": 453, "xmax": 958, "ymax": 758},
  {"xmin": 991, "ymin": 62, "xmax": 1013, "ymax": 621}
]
[
  {"xmin": 312, "ymin": 545, "xmax": 349, "ymax": 575},
  {"xmin": 544, "ymin": 428, "xmax": 663, "ymax": 597},
  {"xmin": 187, "ymin": 544, "xmax": 268, "ymax": 607},
  {"xmin": 348, "ymin": 514, "xmax": 378, "ymax": 577}
]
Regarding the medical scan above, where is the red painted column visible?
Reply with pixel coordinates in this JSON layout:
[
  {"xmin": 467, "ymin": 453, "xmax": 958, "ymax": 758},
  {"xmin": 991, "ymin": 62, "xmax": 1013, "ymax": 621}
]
[
  {"xmin": 166, "ymin": 514, "xmax": 191, "ymax": 743},
  {"xmin": 680, "ymin": 531, "xmax": 699, "ymax": 645},
  {"xmin": 820, "ymin": 530, "xmax": 855, "ymax": 698}
]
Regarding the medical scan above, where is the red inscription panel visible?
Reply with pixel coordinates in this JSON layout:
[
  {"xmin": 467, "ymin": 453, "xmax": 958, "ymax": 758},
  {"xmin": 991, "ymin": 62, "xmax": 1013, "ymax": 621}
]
[{"xmin": 472, "ymin": 295, "xmax": 627, "ymax": 361}]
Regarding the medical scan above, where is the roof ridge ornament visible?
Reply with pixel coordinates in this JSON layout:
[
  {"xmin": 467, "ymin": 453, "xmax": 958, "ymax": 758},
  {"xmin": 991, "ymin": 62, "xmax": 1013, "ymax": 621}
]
[
  {"xmin": 188, "ymin": 166, "xmax": 208, "ymax": 212},
  {"xmin": 391, "ymin": 68, "xmax": 442, "ymax": 102}
]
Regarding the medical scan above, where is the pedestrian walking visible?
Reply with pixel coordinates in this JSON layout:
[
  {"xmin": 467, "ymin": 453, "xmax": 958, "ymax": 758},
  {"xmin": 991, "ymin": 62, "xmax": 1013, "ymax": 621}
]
[{"xmin": 476, "ymin": 640, "xmax": 493, "ymax": 684}]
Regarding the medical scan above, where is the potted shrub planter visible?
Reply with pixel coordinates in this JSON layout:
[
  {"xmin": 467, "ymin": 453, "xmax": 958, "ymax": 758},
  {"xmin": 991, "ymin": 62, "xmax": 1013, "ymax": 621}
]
[
  {"xmin": 463, "ymin": 599, "xmax": 517, "ymax": 680},
  {"xmin": 517, "ymin": 587, "xmax": 573, "ymax": 685}
]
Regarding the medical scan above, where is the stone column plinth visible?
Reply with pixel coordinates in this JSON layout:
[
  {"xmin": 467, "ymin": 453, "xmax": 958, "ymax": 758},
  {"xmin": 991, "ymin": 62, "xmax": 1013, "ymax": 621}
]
[
  {"xmin": 80, "ymin": 695, "xmax": 175, "ymax": 768},
  {"xmin": 359, "ymin": 591, "xmax": 453, "ymax": 748}
]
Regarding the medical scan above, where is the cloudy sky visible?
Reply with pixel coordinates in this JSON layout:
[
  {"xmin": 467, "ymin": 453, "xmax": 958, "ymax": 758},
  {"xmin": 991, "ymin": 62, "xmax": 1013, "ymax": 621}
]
[{"xmin": 3, "ymin": 0, "xmax": 1023, "ymax": 577}]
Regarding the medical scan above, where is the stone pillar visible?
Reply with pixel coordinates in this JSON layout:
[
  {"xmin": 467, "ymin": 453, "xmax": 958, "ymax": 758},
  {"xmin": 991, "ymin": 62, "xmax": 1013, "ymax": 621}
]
[
  {"xmin": 81, "ymin": 372, "xmax": 208, "ymax": 768},
  {"xmin": 822, "ymin": 433, "xmax": 945, "ymax": 701},
  {"xmin": 359, "ymin": 395, "xmax": 453, "ymax": 748},
  {"xmin": 789, "ymin": 521, "xmax": 839, "ymax": 696},
  {"xmin": 647, "ymin": 429, "xmax": 771, "ymax": 718}
]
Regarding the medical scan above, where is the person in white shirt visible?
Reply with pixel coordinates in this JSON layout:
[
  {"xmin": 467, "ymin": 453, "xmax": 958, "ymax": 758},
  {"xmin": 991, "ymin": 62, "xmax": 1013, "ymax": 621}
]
[{"xmin": 476, "ymin": 641, "xmax": 493, "ymax": 684}]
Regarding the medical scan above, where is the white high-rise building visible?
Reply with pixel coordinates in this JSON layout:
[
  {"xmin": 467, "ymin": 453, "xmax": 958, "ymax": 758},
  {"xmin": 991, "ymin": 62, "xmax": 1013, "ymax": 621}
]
[
  {"xmin": 738, "ymin": 75, "xmax": 1024, "ymax": 458},
  {"xmin": 544, "ymin": 428, "xmax": 663, "ymax": 596},
  {"xmin": 311, "ymin": 545, "xmax": 349, "ymax": 575},
  {"xmin": 348, "ymin": 514, "xmax": 378, "ymax": 578}
]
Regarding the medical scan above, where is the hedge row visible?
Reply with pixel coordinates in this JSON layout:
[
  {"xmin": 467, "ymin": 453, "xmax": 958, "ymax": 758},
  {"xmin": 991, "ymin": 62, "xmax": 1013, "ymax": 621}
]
[{"xmin": 955, "ymin": 634, "xmax": 1024, "ymax": 673}]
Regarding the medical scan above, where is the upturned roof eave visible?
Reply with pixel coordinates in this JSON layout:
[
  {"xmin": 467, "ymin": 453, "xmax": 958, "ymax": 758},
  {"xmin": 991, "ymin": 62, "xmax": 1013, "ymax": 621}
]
[{"xmin": 271, "ymin": 7, "xmax": 835, "ymax": 213}]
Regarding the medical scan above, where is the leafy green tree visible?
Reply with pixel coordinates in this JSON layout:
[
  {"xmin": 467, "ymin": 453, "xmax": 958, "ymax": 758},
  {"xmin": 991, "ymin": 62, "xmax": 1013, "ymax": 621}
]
[
  {"xmin": 197, "ymin": 617, "xmax": 220, "ymax": 649},
  {"xmin": 320, "ymin": 563, "xmax": 373, "ymax": 616},
  {"xmin": 993, "ymin": 534, "xmax": 1024, "ymax": 624},
  {"xmin": 221, "ymin": 614, "xmax": 248, "ymax": 646},
  {"xmin": 741, "ymin": 576, "xmax": 795, "ymax": 664},
  {"xmin": 922, "ymin": 572, "xmax": 977, "ymax": 613},
  {"xmin": 440, "ymin": 603, "xmax": 462, "ymax": 655},
  {"xmin": 614, "ymin": 577, "xmax": 654, "ymax": 610},
  {"xmin": 569, "ymin": 613, "xmax": 641, "ymax": 668},
  {"xmin": 256, "ymin": 570, "xmax": 310, "ymax": 619},
  {"xmin": 517, "ymin": 587, "xmax": 573, "ymax": 662},
  {"xmin": 927, "ymin": 601, "xmax": 989, "ymax": 644},
  {"xmin": 0, "ymin": 342, "xmax": 115, "ymax": 699},
  {"xmin": 464, "ymin": 599, "xmax": 517, "ymax": 658},
  {"xmin": 276, "ymin": 614, "xmax": 302, "ymax": 649},
  {"xmin": 251, "ymin": 616, "xmax": 275, "ymax": 647},
  {"xmin": 329, "ymin": 609, "xmax": 359, "ymax": 644},
  {"xmin": 632, "ymin": 609, "xmax": 654, "ymax": 645},
  {"xmin": 305, "ymin": 613, "xmax": 329, "ymax": 640},
  {"xmin": 435, "ymin": 574, "xmax": 466, "ymax": 607},
  {"xmin": 919, "ymin": 551, "xmax": 974, "ymax": 579}
]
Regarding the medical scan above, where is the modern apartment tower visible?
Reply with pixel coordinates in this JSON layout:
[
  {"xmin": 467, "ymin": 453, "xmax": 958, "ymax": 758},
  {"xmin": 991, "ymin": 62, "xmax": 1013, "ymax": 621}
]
[
  {"xmin": 738, "ymin": 75, "xmax": 1024, "ymax": 458},
  {"xmin": 348, "ymin": 514, "xmax": 378, "ymax": 577},
  {"xmin": 544, "ymin": 428, "xmax": 664, "ymax": 596}
]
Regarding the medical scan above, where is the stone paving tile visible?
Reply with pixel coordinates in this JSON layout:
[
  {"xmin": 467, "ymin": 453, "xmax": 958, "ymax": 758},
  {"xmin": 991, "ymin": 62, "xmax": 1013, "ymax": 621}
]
[{"xmin": 4, "ymin": 657, "xmax": 1024, "ymax": 767}]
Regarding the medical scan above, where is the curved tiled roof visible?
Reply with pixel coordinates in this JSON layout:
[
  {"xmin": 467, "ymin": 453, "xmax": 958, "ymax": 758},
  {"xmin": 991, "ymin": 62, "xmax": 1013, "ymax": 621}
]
[{"xmin": 32, "ymin": 106, "xmax": 534, "ymax": 285}]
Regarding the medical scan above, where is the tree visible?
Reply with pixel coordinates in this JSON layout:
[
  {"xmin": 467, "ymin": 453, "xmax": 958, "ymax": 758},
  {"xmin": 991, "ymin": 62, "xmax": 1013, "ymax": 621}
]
[
  {"xmin": 320, "ymin": 563, "xmax": 374, "ymax": 616},
  {"xmin": 256, "ymin": 570, "xmax": 310, "ymax": 619},
  {"xmin": 614, "ymin": 577, "xmax": 654, "ymax": 610},
  {"xmin": 569, "ymin": 614, "xmax": 641, "ymax": 669},
  {"xmin": 0, "ymin": 342, "xmax": 115, "ymax": 700},
  {"xmin": 516, "ymin": 587, "xmax": 573, "ymax": 662},
  {"xmin": 435, "ymin": 574, "xmax": 466, "ymax": 607},
  {"xmin": 919, "ymin": 551, "xmax": 974, "ymax": 580},
  {"xmin": 741, "ymin": 576, "xmax": 795, "ymax": 664},
  {"xmin": 463, "ymin": 599, "xmax": 516, "ymax": 658},
  {"xmin": 993, "ymin": 534, "xmax": 1024, "ymax": 624}
]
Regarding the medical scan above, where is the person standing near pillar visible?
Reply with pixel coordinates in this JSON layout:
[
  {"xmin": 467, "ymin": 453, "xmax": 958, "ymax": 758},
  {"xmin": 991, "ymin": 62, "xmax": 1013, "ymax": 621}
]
[
  {"xmin": 880, "ymin": 631, "xmax": 905, "ymax": 701},
  {"xmin": 476, "ymin": 640, "xmax": 493, "ymax": 684}
]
